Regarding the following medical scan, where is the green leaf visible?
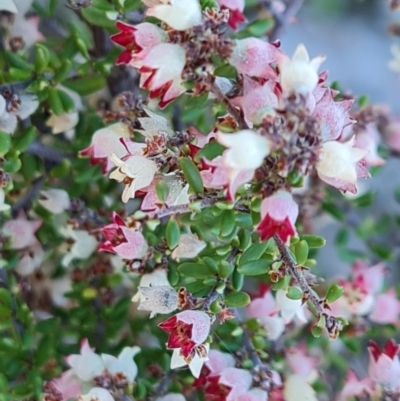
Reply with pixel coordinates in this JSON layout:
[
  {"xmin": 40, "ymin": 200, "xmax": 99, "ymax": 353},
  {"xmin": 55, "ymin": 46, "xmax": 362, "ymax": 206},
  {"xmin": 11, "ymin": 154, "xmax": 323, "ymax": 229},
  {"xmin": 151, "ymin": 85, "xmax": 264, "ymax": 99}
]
[
  {"xmin": 0, "ymin": 131, "xmax": 12, "ymax": 156},
  {"xmin": 178, "ymin": 263, "xmax": 213, "ymax": 279},
  {"xmin": 351, "ymin": 191, "xmax": 375, "ymax": 208},
  {"xmin": 166, "ymin": 219, "xmax": 180, "ymax": 249},
  {"xmin": 200, "ymin": 0, "xmax": 219, "ymax": 10},
  {"xmin": 239, "ymin": 241, "xmax": 271, "ymax": 266},
  {"xmin": 225, "ymin": 291, "xmax": 250, "ymax": 308},
  {"xmin": 231, "ymin": 270, "xmax": 244, "ymax": 291},
  {"xmin": 322, "ymin": 201, "xmax": 345, "ymax": 220},
  {"xmin": 185, "ymin": 93, "xmax": 209, "ymax": 110},
  {"xmin": 369, "ymin": 242, "xmax": 393, "ymax": 260},
  {"xmin": 5, "ymin": 51, "xmax": 33, "ymax": 71},
  {"xmin": 63, "ymin": 74, "xmax": 107, "ymax": 96},
  {"xmin": 311, "ymin": 325, "xmax": 323, "ymax": 338},
  {"xmin": 335, "ymin": 228, "xmax": 349, "ymax": 248},
  {"xmin": 194, "ymin": 140, "xmax": 225, "ymax": 162},
  {"xmin": 13, "ymin": 126, "xmax": 36, "ymax": 152},
  {"xmin": 53, "ymin": 60, "xmax": 73, "ymax": 83},
  {"xmin": 48, "ymin": 87, "xmax": 64, "ymax": 115},
  {"xmin": 238, "ymin": 230, "xmax": 251, "ymax": 251},
  {"xmin": 155, "ymin": 180, "xmax": 169, "ymax": 202},
  {"xmin": 247, "ymin": 18, "xmax": 274, "ymax": 37},
  {"xmin": 34, "ymin": 44, "xmax": 50, "ymax": 74},
  {"xmin": 214, "ymin": 64, "xmax": 237, "ymax": 79},
  {"xmin": 220, "ymin": 210, "xmax": 235, "ymax": 237},
  {"xmin": 286, "ymin": 286, "xmax": 303, "ymax": 300},
  {"xmin": 299, "ymin": 234, "xmax": 326, "ymax": 249},
  {"xmin": 0, "ymin": 288, "xmax": 12, "ymax": 309},
  {"xmin": 218, "ymin": 260, "xmax": 234, "ymax": 279},
  {"xmin": 81, "ymin": 6, "xmax": 117, "ymax": 28},
  {"xmin": 237, "ymin": 259, "xmax": 271, "ymax": 276},
  {"xmin": 358, "ymin": 94, "xmax": 369, "ymax": 108},
  {"xmin": 395, "ymin": 186, "xmax": 400, "ymax": 204},
  {"xmin": 180, "ymin": 157, "xmax": 204, "ymax": 194},
  {"xmin": 325, "ymin": 284, "xmax": 344, "ymax": 303},
  {"xmin": 58, "ymin": 89, "xmax": 75, "ymax": 113},
  {"xmin": 294, "ymin": 240, "xmax": 309, "ymax": 265}
]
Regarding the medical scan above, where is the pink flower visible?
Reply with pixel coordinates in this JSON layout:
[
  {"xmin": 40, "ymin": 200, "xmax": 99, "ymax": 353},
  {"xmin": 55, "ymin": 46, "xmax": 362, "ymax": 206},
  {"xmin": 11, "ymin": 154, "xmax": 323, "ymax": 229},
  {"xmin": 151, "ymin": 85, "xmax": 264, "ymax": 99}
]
[
  {"xmin": 171, "ymin": 233, "xmax": 206, "ymax": 260},
  {"xmin": 384, "ymin": 119, "xmax": 400, "ymax": 153},
  {"xmin": 355, "ymin": 124, "xmax": 385, "ymax": 166},
  {"xmin": 336, "ymin": 370, "xmax": 373, "ymax": 401},
  {"xmin": 3, "ymin": 216, "xmax": 41, "ymax": 250},
  {"xmin": 229, "ymin": 38, "xmax": 280, "ymax": 79},
  {"xmin": 316, "ymin": 137, "xmax": 369, "ymax": 194},
  {"xmin": 278, "ymin": 44, "xmax": 325, "ymax": 95},
  {"xmin": 234, "ymin": 76, "xmax": 278, "ymax": 126},
  {"xmin": 52, "ymin": 370, "xmax": 81, "ymax": 400},
  {"xmin": 313, "ymin": 90, "xmax": 354, "ymax": 141},
  {"xmin": 217, "ymin": 0, "xmax": 246, "ymax": 30},
  {"xmin": 368, "ymin": 339, "xmax": 400, "ymax": 392},
  {"xmin": 257, "ymin": 190, "xmax": 299, "ymax": 242},
  {"xmin": 369, "ymin": 289, "xmax": 400, "ymax": 325},
  {"xmin": 286, "ymin": 344, "xmax": 319, "ymax": 379},
  {"xmin": 111, "ymin": 21, "xmax": 166, "ymax": 66},
  {"xmin": 218, "ymin": 367, "xmax": 253, "ymax": 401},
  {"xmin": 158, "ymin": 310, "xmax": 211, "ymax": 358},
  {"xmin": 140, "ymin": 43, "xmax": 186, "ymax": 108},
  {"xmin": 99, "ymin": 213, "xmax": 148, "ymax": 259},
  {"xmin": 80, "ymin": 123, "xmax": 145, "ymax": 174}
]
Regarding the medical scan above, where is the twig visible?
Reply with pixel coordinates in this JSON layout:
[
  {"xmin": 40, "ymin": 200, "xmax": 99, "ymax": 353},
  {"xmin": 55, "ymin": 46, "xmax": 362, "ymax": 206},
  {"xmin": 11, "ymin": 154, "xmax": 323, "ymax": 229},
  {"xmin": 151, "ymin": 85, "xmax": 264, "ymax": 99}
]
[
  {"xmin": 26, "ymin": 141, "xmax": 72, "ymax": 164},
  {"xmin": 273, "ymin": 234, "xmax": 343, "ymax": 339},
  {"xmin": 268, "ymin": 0, "xmax": 305, "ymax": 42},
  {"xmin": 11, "ymin": 176, "xmax": 45, "ymax": 218},
  {"xmin": 150, "ymin": 370, "xmax": 174, "ymax": 400},
  {"xmin": 207, "ymin": 77, "xmax": 249, "ymax": 130}
]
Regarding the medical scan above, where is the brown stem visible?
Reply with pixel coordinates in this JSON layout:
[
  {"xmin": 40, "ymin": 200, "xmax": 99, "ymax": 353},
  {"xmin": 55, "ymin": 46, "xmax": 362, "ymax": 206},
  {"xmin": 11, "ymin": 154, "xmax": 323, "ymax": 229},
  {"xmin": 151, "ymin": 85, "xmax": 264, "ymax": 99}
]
[
  {"xmin": 273, "ymin": 234, "xmax": 343, "ymax": 339},
  {"xmin": 268, "ymin": 0, "xmax": 305, "ymax": 42},
  {"xmin": 207, "ymin": 77, "xmax": 249, "ymax": 130}
]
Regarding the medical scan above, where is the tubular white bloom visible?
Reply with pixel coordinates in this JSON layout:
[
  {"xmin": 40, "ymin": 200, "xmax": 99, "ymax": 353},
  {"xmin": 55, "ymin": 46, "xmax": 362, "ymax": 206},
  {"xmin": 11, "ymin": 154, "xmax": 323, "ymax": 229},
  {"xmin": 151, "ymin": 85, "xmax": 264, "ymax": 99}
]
[
  {"xmin": 137, "ymin": 286, "xmax": 178, "ymax": 317},
  {"xmin": 170, "ymin": 343, "xmax": 210, "ymax": 378},
  {"xmin": 283, "ymin": 375, "xmax": 317, "ymax": 401},
  {"xmin": 217, "ymin": 130, "xmax": 271, "ymax": 171},
  {"xmin": 171, "ymin": 233, "xmax": 206, "ymax": 260},
  {"xmin": 146, "ymin": 0, "xmax": 202, "ymax": 31},
  {"xmin": 156, "ymin": 394, "xmax": 186, "ymax": 401},
  {"xmin": 79, "ymin": 388, "xmax": 115, "ymax": 401},
  {"xmin": 279, "ymin": 44, "xmax": 325, "ymax": 95},
  {"xmin": 109, "ymin": 154, "xmax": 158, "ymax": 203},
  {"xmin": 316, "ymin": 140, "xmax": 368, "ymax": 184},
  {"xmin": 275, "ymin": 289, "xmax": 307, "ymax": 323},
  {"xmin": 102, "ymin": 346, "xmax": 140, "ymax": 383}
]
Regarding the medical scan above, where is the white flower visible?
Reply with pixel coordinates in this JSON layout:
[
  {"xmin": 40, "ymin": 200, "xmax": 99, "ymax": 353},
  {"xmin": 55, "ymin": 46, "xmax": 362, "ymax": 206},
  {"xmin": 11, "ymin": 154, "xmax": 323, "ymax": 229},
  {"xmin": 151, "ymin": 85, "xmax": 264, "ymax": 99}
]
[
  {"xmin": 216, "ymin": 130, "xmax": 271, "ymax": 172},
  {"xmin": 39, "ymin": 189, "xmax": 70, "ymax": 214},
  {"xmin": 102, "ymin": 346, "xmax": 140, "ymax": 382},
  {"xmin": 170, "ymin": 343, "xmax": 210, "ymax": 378},
  {"xmin": 146, "ymin": 0, "xmax": 202, "ymax": 31},
  {"xmin": 132, "ymin": 269, "xmax": 171, "ymax": 302},
  {"xmin": 0, "ymin": 189, "xmax": 10, "ymax": 212},
  {"xmin": 283, "ymin": 375, "xmax": 317, "ymax": 401},
  {"xmin": 171, "ymin": 233, "xmax": 206, "ymax": 260},
  {"xmin": 109, "ymin": 154, "xmax": 158, "ymax": 203},
  {"xmin": 279, "ymin": 44, "xmax": 325, "ymax": 95},
  {"xmin": 0, "ymin": 0, "xmax": 18, "ymax": 13},
  {"xmin": 275, "ymin": 289, "xmax": 307, "ymax": 323},
  {"xmin": 79, "ymin": 388, "xmax": 115, "ymax": 401},
  {"xmin": 60, "ymin": 226, "xmax": 97, "ymax": 267},
  {"xmin": 0, "ymin": 94, "xmax": 39, "ymax": 134},
  {"xmin": 316, "ymin": 139, "xmax": 368, "ymax": 185},
  {"xmin": 15, "ymin": 245, "xmax": 44, "ymax": 276},
  {"xmin": 137, "ymin": 286, "xmax": 178, "ymax": 318},
  {"xmin": 67, "ymin": 340, "xmax": 104, "ymax": 382},
  {"xmin": 156, "ymin": 394, "xmax": 186, "ymax": 401},
  {"xmin": 261, "ymin": 315, "xmax": 286, "ymax": 341}
]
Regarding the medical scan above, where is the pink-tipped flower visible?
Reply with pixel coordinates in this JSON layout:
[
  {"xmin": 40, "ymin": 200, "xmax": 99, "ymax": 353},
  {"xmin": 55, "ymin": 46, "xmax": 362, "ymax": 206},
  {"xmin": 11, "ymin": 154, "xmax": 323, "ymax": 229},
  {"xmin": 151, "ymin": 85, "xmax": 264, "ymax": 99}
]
[
  {"xmin": 80, "ymin": 123, "xmax": 145, "ymax": 174},
  {"xmin": 111, "ymin": 21, "xmax": 166, "ymax": 66},
  {"xmin": 99, "ymin": 213, "xmax": 148, "ymax": 259},
  {"xmin": 218, "ymin": 367, "xmax": 253, "ymax": 401},
  {"xmin": 3, "ymin": 215, "xmax": 41, "ymax": 250},
  {"xmin": 336, "ymin": 370, "xmax": 373, "ymax": 401},
  {"xmin": 316, "ymin": 137, "xmax": 369, "ymax": 194},
  {"xmin": 369, "ymin": 289, "xmax": 400, "ymax": 325},
  {"xmin": 158, "ymin": 310, "xmax": 211, "ymax": 359},
  {"xmin": 355, "ymin": 124, "xmax": 385, "ymax": 167},
  {"xmin": 257, "ymin": 190, "xmax": 299, "ymax": 242},
  {"xmin": 140, "ymin": 43, "xmax": 186, "ymax": 108},
  {"xmin": 279, "ymin": 44, "xmax": 325, "ymax": 95},
  {"xmin": 368, "ymin": 339, "xmax": 400, "ymax": 392},
  {"xmin": 384, "ymin": 119, "xmax": 400, "ymax": 153},
  {"xmin": 217, "ymin": 0, "xmax": 246, "ymax": 30},
  {"xmin": 236, "ymin": 76, "xmax": 278, "ymax": 126},
  {"xmin": 313, "ymin": 90, "xmax": 354, "ymax": 141},
  {"xmin": 229, "ymin": 38, "xmax": 280, "ymax": 79},
  {"xmin": 146, "ymin": 0, "xmax": 202, "ymax": 31}
]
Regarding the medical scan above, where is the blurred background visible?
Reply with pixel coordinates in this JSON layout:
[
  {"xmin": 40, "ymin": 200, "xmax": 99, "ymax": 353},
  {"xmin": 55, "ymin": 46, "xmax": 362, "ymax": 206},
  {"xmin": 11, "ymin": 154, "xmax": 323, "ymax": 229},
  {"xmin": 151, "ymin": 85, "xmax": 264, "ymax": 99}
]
[{"xmin": 279, "ymin": 0, "xmax": 400, "ymax": 279}]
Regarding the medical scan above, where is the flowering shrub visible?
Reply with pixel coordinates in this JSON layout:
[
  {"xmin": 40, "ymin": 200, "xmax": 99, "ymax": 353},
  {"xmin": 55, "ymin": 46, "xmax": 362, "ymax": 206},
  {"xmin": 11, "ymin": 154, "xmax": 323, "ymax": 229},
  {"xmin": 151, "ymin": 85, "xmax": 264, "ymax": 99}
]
[{"xmin": 1, "ymin": 0, "xmax": 400, "ymax": 400}]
